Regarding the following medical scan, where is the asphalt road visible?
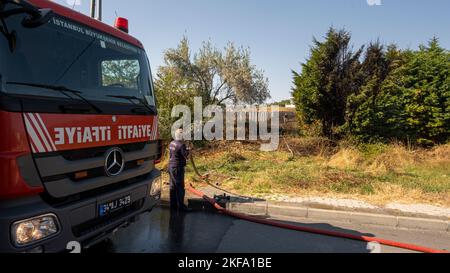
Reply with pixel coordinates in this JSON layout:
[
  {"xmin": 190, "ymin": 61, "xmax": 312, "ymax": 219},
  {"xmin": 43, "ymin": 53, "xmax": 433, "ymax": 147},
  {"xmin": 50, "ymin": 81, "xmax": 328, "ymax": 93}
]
[{"xmin": 88, "ymin": 206, "xmax": 450, "ymax": 253}]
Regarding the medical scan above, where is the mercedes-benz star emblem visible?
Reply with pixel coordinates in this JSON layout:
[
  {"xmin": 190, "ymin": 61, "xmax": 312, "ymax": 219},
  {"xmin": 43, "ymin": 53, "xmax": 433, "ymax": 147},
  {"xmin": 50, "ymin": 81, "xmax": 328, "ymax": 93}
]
[{"xmin": 104, "ymin": 148, "xmax": 125, "ymax": 177}]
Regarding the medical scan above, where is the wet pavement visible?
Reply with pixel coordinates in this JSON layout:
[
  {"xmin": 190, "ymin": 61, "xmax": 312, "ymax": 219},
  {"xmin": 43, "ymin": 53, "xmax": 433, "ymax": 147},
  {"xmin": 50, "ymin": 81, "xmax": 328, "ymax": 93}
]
[
  {"xmin": 88, "ymin": 206, "xmax": 237, "ymax": 253},
  {"xmin": 88, "ymin": 206, "xmax": 450, "ymax": 253}
]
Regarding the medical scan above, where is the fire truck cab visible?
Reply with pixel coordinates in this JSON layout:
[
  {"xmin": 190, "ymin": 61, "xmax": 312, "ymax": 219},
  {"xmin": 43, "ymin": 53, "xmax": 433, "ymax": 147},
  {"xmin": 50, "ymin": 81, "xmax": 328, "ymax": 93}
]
[{"xmin": 0, "ymin": 0, "xmax": 162, "ymax": 252}]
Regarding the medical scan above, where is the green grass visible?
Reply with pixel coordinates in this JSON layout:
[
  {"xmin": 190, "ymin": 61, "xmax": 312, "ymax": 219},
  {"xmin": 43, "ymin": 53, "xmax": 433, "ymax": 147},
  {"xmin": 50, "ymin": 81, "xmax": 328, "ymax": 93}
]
[{"xmin": 377, "ymin": 164, "xmax": 450, "ymax": 194}]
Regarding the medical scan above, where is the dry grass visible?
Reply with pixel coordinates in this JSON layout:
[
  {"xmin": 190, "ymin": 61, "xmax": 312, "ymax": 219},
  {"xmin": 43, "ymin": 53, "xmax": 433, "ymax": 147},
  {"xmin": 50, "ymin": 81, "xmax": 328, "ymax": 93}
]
[
  {"xmin": 368, "ymin": 144, "xmax": 420, "ymax": 173},
  {"xmin": 366, "ymin": 184, "xmax": 444, "ymax": 207},
  {"xmin": 279, "ymin": 137, "xmax": 337, "ymax": 157},
  {"xmin": 328, "ymin": 148, "xmax": 364, "ymax": 170},
  {"xmin": 185, "ymin": 139, "xmax": 450, "ymax": 207}
]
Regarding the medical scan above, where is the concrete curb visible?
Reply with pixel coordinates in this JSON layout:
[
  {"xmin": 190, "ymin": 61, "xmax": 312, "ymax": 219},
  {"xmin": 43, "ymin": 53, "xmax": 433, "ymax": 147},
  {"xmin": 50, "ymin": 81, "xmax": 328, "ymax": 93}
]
[
  {"xmin": 226, "ymin": 202, "xmax": 450, "ymax": 232},
  {"xmin": 161, "ymin": 193, "xmax": 449, "ymax": 232}
]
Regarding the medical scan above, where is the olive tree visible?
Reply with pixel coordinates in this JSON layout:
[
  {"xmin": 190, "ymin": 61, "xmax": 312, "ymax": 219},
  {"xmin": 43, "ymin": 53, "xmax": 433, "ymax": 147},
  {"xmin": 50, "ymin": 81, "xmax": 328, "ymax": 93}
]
[{"xmin": 157, "ymin": 37, "xmax": 270, "ymax": 106}]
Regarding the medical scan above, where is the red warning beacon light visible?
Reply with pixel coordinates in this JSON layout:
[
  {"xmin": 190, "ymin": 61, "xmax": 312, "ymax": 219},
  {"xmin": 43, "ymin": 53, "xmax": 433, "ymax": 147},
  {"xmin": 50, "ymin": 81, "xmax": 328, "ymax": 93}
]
[{"xmin": 114, "ymin": 17, "xmax": 129, "ymax": 33}]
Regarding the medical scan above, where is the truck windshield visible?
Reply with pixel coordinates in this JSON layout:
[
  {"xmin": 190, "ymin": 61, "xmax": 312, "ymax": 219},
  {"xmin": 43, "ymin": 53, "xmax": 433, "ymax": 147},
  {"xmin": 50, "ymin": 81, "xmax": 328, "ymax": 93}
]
[{"xmin": 0, "ymin": 11, "xmax": 156, "ymax": 110}]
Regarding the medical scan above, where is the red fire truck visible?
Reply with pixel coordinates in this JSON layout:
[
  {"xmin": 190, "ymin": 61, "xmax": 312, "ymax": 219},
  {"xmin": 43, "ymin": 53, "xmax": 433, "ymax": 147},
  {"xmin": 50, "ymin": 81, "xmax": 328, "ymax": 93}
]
[{"xmin": 0, "ymin": 0, "xmax": 162, "ymax": 252}]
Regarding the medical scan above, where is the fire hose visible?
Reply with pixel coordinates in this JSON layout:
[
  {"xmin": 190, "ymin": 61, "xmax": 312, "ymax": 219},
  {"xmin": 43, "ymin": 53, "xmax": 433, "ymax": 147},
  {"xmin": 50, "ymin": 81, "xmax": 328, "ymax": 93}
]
[
  {"xmin": 189, "ymin": 151, "xmax": 255, "ymax": 200},
  {"xmin": 185, "ymin": 151, "xmax": 449, "ymax": 254}
]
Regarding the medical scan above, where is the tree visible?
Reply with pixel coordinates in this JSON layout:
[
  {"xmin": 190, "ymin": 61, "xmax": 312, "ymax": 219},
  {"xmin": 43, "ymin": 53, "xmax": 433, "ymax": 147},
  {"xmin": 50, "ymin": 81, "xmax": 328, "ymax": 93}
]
[
  {"xmin": 270, "ymin": 99, "xmax": 292, "ymax": 107},
  {"xmin": 292, "ymin": 28, "xmax": 362, "ymax": 137},
  {"xmin": 348, "ymin": 43, "xmax": 402, "ymax": 139},
  {"xmin": 293, "ymin": 28, "xmax": 449, "ymax": 145},
  {"xmin": 154, "ymin": 37, "xmax": 271, "ymax": 139},
  {"xmin": 158, "ymin": 37, "xmax": 270, "ymax": 106},
  {"xmin": 154, "ymin": 66, "xmax": 197, "ymax": 140},
  {"xmin": 102, "ymin": 59, "xmax": 140, "ymax": 88},
  {"xmin": 346, "ymin": 38, "xmax": 450, "ymax": 145},
  {"xmin": 384, "ymin": 38, "xmax": 450, "ymax": 144}
]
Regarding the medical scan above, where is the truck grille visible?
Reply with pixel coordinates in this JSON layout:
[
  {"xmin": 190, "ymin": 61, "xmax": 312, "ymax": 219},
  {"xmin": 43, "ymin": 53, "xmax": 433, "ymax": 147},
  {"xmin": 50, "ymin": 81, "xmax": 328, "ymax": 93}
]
[
  {"xmin": 57, "ymin": 142, "xmax": 147, "ymax": 161},
  {"xmin": 34, "ymin": 141, "xmax": 159, "ymax": 199}
]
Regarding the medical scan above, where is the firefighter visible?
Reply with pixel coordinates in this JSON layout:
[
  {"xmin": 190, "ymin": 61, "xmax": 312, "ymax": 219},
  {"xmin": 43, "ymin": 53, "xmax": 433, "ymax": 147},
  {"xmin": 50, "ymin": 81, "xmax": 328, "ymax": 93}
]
[{"xmin": 168, "ymin": 129, "xmax": 192, "ymax": 212}]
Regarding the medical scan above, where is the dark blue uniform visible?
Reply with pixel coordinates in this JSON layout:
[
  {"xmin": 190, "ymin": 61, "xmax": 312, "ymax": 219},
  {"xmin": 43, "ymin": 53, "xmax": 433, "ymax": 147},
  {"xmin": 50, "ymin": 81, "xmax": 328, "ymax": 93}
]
[{"xmin": 168, "ymin": 140, "xmax": 190, "ymax": 210}]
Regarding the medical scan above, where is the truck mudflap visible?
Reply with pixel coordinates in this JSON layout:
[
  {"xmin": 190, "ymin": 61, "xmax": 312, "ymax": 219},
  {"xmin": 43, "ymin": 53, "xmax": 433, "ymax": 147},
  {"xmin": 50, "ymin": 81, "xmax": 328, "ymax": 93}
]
[{"xmin": 0, "ymin": 170, "xmax": 161, "ymax": 253}]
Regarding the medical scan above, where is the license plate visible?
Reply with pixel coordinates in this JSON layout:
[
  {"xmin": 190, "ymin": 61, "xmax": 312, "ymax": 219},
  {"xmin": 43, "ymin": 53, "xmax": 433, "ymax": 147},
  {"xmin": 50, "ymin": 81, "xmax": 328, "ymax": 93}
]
[{"xmin": 99, "ymin": 195, "xmax": 131, "ymax": 217}]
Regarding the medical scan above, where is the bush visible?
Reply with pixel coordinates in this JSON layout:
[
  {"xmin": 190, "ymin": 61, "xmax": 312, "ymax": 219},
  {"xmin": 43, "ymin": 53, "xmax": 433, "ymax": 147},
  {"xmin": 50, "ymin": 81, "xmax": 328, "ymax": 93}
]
[
  {"xmin": 352, "ymin": 39, "xmax": 450, "ymax": 145},
  {"xmin": 293, "ymin": 29, "xmax": 450, "ymax": 145}
]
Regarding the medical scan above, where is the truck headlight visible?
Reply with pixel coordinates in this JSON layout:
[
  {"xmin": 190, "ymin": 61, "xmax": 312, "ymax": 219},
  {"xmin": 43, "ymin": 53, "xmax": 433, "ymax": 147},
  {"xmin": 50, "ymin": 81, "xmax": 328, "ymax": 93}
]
[
  {"xmin": 12, "ymin": 214, "xmax": 60, "ymax": 247},
  {"xmin": 150, "ymin": 177, "xmax": 162, "ymax": 196}
]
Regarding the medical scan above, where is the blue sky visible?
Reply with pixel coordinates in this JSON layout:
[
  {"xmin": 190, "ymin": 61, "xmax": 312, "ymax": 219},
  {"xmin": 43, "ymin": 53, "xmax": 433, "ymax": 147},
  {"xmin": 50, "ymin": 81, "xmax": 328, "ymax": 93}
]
[{"xmin": 56, "ymin": 0, "xmax": 450, "ymax": 102}]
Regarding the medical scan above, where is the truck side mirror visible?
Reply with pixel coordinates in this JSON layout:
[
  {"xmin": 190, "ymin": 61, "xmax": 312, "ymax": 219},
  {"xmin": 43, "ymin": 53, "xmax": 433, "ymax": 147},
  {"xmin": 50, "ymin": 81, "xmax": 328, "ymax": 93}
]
[{"xmin": 22, "ymin": 8, "xmax": 53, "ymax": 28}]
